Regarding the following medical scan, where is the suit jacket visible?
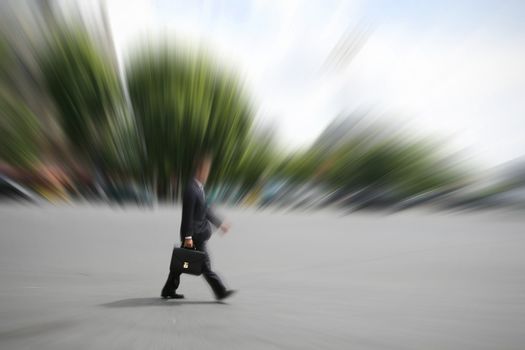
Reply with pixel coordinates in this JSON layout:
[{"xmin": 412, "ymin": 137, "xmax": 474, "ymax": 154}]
[{"xmin": 179, "ymin": 179, "xmax": 222, "ymax": 242}]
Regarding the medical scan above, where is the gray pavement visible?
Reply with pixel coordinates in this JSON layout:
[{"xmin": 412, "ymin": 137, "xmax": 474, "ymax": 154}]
[{"xmin": 0, "ymin": 204, "xmax": 524, "ymax": 349}]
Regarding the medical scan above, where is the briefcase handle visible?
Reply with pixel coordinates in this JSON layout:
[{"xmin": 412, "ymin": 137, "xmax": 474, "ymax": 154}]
[{"xmin": 179, "ymin": 243, "xmax": 197, "ymax": 250}]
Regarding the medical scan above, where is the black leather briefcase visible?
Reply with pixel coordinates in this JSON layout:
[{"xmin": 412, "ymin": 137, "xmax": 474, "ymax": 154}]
[{"xmin": 169, "ymin": 247, "xmax": 206, "ymax": 276}]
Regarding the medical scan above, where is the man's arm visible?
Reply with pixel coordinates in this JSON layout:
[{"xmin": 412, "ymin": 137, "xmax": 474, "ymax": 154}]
[
  {"xmin": 206, "ymin": 205, "xmax": 231, "ymax": 233},
  {"xmin": 180, "ymin": 187, "xmax": 196, "ymax": 243},
  {"xmin": 206, "ymin": 205, "xmax": 223, "ymax": 228}
]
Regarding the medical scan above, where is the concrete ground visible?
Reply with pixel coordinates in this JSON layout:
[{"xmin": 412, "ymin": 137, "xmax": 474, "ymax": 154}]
[{"xmin": 0, "ymin": 204, "xmax": 524, "ymax": 349}]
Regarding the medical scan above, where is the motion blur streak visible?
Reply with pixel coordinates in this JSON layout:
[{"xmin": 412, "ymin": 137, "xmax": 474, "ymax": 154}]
[
  {"xmin": 1, "ymin": 1, "xmax": 525, "ymax": 350},
  {"xmin": 1, "ymin": 0, "xmax": 524, "ymax": 212}
]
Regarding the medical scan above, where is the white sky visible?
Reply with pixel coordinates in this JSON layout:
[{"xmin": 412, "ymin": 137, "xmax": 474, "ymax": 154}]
[{"xmin": 104, "ymin": 0, "xmax": 525, "ymax": 166}]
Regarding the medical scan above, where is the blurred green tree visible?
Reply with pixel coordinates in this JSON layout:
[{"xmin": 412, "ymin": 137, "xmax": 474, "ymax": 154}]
[
  {"xmin": 126, "ymin": 43, "xmax": 253, "ymax": 198},
  {"xmin": 0, "ymin": 38, "xmax": 42, "ymax": 169},
  {"xmin": 40, "ymin": 23, "xmax": 140, "ymax": 181},
  {"xmin": 0, "ymin": 98, "xmax": 42, "ymax": 168},
  {"xmin": 280, "ymin": 119, "xmax": 463, "ymax": 202}
]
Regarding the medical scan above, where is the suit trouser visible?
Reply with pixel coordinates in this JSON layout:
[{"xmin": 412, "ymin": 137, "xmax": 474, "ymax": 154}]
[{"xmin": 162, "ymin": 240, "xmax": 227, "ymax": 297}]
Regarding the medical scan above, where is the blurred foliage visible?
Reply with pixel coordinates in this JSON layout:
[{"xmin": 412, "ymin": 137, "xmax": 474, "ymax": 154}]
[
  {"xmin": 0, "ymin": 97, "xmax": 42, "ymax": 168},
  {"xmin": 0, "ymin": 5, "xmax": 467, "ymax": 205},
  {"xmin": 229, "ymin": 127, "xmax": 278, "ymax": 198},
  {"xmin": 274, "ymin": 124, "xmax": 462, "ymax": 200},
  {"xmin": 40, "ymin": 23, "xmax": 125, "ymax": 161},
  {"xmin": 126, "ymin": 43, "xmax": 254, "ymax": 196},
  {"xmin": 0, "ymin": 37, "xmax": 42, "ymax": 168},
  {"xmin": 39, "ymin": 20, "xmax": 142, "ymax": 180}
]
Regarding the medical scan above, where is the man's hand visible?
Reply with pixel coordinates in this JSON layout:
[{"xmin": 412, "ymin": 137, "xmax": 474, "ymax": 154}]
[
  {"xmin": 219, "ymin": 222, "xmax": 231, "ymax": 234},
  {"xmin": 183, "ymin": 238, "xmax": 194, "ymax": 248}
]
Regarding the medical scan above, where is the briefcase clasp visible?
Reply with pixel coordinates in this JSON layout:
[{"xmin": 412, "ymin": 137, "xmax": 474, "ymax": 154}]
[{"xmin": 183, "ymin": 262, "xmax": 189, "ymax": 269}]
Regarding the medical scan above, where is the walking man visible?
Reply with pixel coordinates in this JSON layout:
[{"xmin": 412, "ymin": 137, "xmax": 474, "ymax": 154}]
[{"xmin": 161, "ymin": 153, "xmax": 236, "ymax": 300}]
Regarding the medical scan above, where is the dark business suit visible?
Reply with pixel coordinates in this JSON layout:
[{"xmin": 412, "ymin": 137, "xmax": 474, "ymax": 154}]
[{"xmin": 162, "ymin": 179, "xmax": 227, "ymax": 297}]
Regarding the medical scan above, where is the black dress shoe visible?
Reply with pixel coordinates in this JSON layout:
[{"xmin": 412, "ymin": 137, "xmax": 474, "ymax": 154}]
[
  {"xmin": 216, "ymin": 289, "xmax": 237, "ymax": 301},
  {"xmin": 161, "ymin": 292, "xmax": 185, "ymax": 299}
]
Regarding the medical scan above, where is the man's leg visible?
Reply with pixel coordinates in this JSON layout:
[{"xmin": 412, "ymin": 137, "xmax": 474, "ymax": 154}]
[
  {"xmin": 161, "ymin": 270, "xmax": 181, "ymax": 296},
  {"xmin": 161, "ymin": 248, "xmax": 183, "ymax": 298},
  {"xmin": 195, "ymin": 240, "xmax": 227, "ymax": 298}
]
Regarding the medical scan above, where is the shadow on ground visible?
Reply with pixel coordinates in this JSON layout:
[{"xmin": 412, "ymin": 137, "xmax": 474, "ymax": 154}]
[{"xmin": 101, "ymin": 298, "xmax": 224, "ymax": 308}]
